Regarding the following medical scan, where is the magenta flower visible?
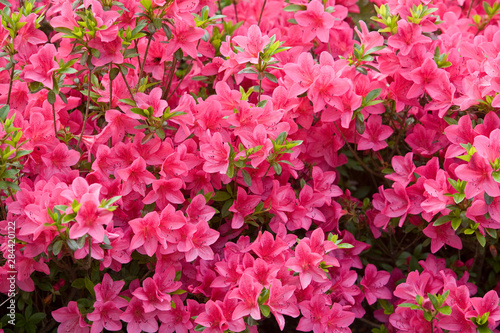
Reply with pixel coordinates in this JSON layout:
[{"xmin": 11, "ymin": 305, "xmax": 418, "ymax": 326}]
[
  {"xmin": 264, "ymin": 279, "xmax": 299, "ymax": 330},
  {"xmin": 87, "ymin": 301, "xmax": 123, "ymax": 333},
  {"xmin": 229, "ymin": 274, "xmax": 263, "ymax": 320},
  {"xmin": 52, "ymin": 301, "xmax": 89, "ymax": 333},
  {"xmin": 129, "ymin": 211, "xmax": 167, "ymax": 256},
  {"xmin": 157, "ymin": 295, "xmax": 193, "ymax": 333},
  {"xmin": 132, "ymin": 277, "xmax": 172, "ymax": 312},
  {"xmin": 455, "ymin": 153, "xmax": 500, "ymax": 198},
  {"xmin": 295, "ymin": 0, "xmax": 335, "ymax": 43},
  {"xmin": 194, "ymin": 300, "xmax": 229, "ymax": 333},
  {"xmin": 116, "ymin": 157, "xmax": 156, "ymax": 196},
  {"xmin": 387, "ymin": 20, "xmax": 431, "ymax": 56},
  {"xmin": 361, "ymin": 264, "xmax": 392, "ymax": 305},
  {"xmin": 199, "ymin": 132, "xmax": 231, "ymax": 174},
  {"xmin": 285, "ymin": 241, "xmax": 327, "ymax": 289},
  {"xmin": 120, "ymin": 296, "xmax": 158, "ymax": 333},
  {"xmin": 143, "ymin": 178, "xmax": 185, "ymax": 209},
  {"xmin": 358, "ymin": 115, "xmax": 393, "ymax": 151},
  {"xmin": 69, "ymin": 193, "xmax": 113, "ymax": 243},
  {"xmin": 229, "ymin": 187, "xmax": 261, "ymax": 229},
  {"xmin": 23, "ymin": 44, "xmax": 58, "ymax": 90}
]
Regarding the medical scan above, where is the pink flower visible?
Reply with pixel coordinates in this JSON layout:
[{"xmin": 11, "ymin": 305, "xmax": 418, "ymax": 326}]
[
  {"xmin": 229, "ymin": 274, "xmax": 263, "ymax": 320},
  {"xmin": 183, "ymin": 220, "xmax": 219, "ymax": 262},
  {"xmin": 474, "ymin": 129, "xmax": 500, "ymax": 164},
  {"xmin": 229, "ymin": 187, "xmax": 261, "ymax": 229},
  {"xmin": 120, "ymin": 297, "xmax": 158, "ymax": 333},
  {"xmin": 455, "ymin": 153, "xmax": 500, "ymax": 199},
  {"xmin": 232, "ymin": 25, "xmax": 270, "ymax": 64},
  {"xmin": 129, "ymin": 212, "xmax": 167, "ymax": 256},
  {"xmin": 95, "ymin": 273, "xmax": 128, "ymax": 307},
  {"xmin": 116, "ymin": 157, "xmax": 156, "ymax": 196},
  {"xmin": 285, "ymin": 241, "xmax": 327, "ymax": 289},
  {"xmin": 195, "ymin": 300, "xmax": 229, "ymax": 333},
  {"xmin": 69, "ymin": 193, "xmax": 113, "ymax": 243},
  {"xmin": 361, "ymin": 264, "xmax": 392, "ymax": 305},
  {"xmin": 164, "ymin": 19, "xmax": 205, "ymax": 59},
  {"xmin": 87, "ymin": 301, "xmax": 123, "ymax": 333},
  {"xmin": 423, "ymin": 222, "xmax": 462, "ymax": 253},
  {"xmin": 387, "ymin": 20, "xmax": 431, "ymax": 56},
  {"xmin": 23, "ymin": 44, "xmax": 58, "ymax": 90},
  {"xmin": 132, "ymin": 277, "xmax": 172, "ymax": 312},
  {"xmin": 143, "ymin": 178, "xmax": 185, "ymax": 209},
  {"xmin": 295, "ymin": 0, "xmax": 335, "ymax": 43},
  {"xmin": 264, "ymin": 279, "xmax": 299, "ymax": 330},
  {"xmin": 358, "ymin": 115, "xmax": 393, "ymax": 151},
  {"xmin": 52, "ymin": 301, "xmax": 90, "ymax": 333},
  {"xmin": 199, "ymin": 132, "xmax": 231, "ymax": 174},
  {"xmin": 88, "ymin": 36, "xmax": 124, "ymax": 67},
  {"xmin": 157, "ymin": 295, "xmax": 193, "ymax": 333}
]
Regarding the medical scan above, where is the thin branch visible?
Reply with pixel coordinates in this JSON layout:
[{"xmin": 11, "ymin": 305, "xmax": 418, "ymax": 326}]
[
  {"xmin": 77, "ymin": 68, "xmax": 92, "ymax": 148},
  {"xmin": 258, "ymin": 0, "xmax": 268, "ymax": 26}
]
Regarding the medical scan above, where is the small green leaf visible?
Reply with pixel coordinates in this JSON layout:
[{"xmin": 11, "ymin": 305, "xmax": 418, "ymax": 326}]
[
  {"xmin": 52, "ymin": 240, "xmax": 63, "ymax": 255},
  {"xmin": 283, "ymin": 4, "xmax": 307, "ymax": 11},
  {"xmin": 438, "ymin": 305, "xmax": 451, "ymax": 315},
  {"xmin": 241, "ymin": 169, "xmax": 252, "ymax": 187},
  {"xmin": 476, "ymin": 231, "xmax": 487, "ymax": 247},
  {"xmin": 0, "ymin": 104, "xmax": 9, "ymax": 121},
  {"xmin": 212, "ymin": 191, "xmax": 232, "ymax": 201},
  {"xmin": 260, "ymin": 304, "xmax": 271, "ymax": 317},
  {"xmin": 47, "ymin": 90, "xmax": 56, "ymax": 105}
]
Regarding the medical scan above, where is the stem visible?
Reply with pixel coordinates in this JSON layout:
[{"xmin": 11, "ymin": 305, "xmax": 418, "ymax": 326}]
[
  {"xmin": 77, "ymin": 68, "xmax": 92, "ymax": 148},
  {"xmin": 52, "ymin": 103, "xmax": 57, "ymax": 137},
  {"xmin": 119, "ymin": 66, "xmax": 136, "ymax": 103},
  {"xmin": 217, "ymin": 0, "xmax": 225, "ymax": 22},
  {"xmin": 166, "ymin": 62, "xmax": 193, "ymax": 100},
  {"xmin": 136, "ymin": 35, "xmax": 152, "ymax": 93},
  {"xmin": 108, "ymin": 63, "xmax": 113, "ymax": 110},
  {"xmin": 333, "ymin": 122, "xmax": 383, "ymax": 178},
  {"xmin": 162, "ymin": 57, "xmax": 178, "ymax": 100},
  {"xmin": 258, "ymin": 0, "xmax": 268, "ymax": 26},
  {"xmin": 467, "ymin": 0, "xmax": 476, "ymax": 18},
  {"xmin": 6, "ymin": 58, "xmax": 15, "ymax": 106},
  {"xmin": 258, "ymin": 78, "xmax": 262, "ymax": 102},
  {"xmin": 430, "ymin": 318, "xmax": 434, "ymax": 333},
  {"xmin": 233, "ymin": 0, "xmax": 239, "ymax": 22}
]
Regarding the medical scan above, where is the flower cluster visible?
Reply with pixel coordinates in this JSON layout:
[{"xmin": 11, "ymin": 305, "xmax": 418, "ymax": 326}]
[{"xmin": 1, "ymin": 0, "xmax": 500, "ymax": 332}]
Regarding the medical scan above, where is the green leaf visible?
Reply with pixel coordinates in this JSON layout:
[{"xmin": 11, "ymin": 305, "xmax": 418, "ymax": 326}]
[
  {"xmin": 365, "ymin": 88, "xmax": 382, "ymax": 103},
  {"xmin": 84, "ymin": 277, "xmax": 95, "ymax": 297},
  {"xmin": 259, "ymin": 304, "xmax": 271, "ymax": 317},
  {"xmin": 264, "ymin": 72, "xmax": 278, "ymax": 83},
  {"xmin": 433, "ymin": 215, "xmax": 450, "ymax": 227},
  {"xmin": 211, "ymin": 191, "xmax": 232, "ymax": 201},
  {"xmin": 194, "ymin": 325, "xmax": 206, "ymax": 331},
  {"xmin": 71, "ymin": 278, "xmax": 85, "ymax": 289},
  {"xmin": 283, "ymin": 4, "xmax": 307, "ymax": 11},
  {"xmin": 272, "ymin": 162, "xmax": 282, "ymax": 175},
  {"xmin": 52, "ymin": 240, "xmax": 63, "ymax": 255},
  {"xmin": 47, "ymin": 90, "xmax": 56, "ymax": 105},
  {"xmin": 492, "ymin": 171, "xmax": 500, "ymax": 183},
  {"xmin": 476, "ymin": 231, "xmax": 487, "ymax": 247},
  {"xmin": 0, "ymin": 104, "xmax": 9, "ymax": 121},
  {"xmin": 453, "ymin": 193, "xmax": 465, "ymax": 204},
  {"xmin": 109, "ymin": 67, "xmax": 120, "ymax": 80},
  {"xmin": 28, "ymin": 312, "xmax": 46, "ymax": 324},
  {"xmin": 241, "ymin": 169, "xmax": 252, "ymax": 187},
  {"xmin": 451, "ymin": 217, "xmax": 461, "ymax": 230},
  {"xmin": 438, "ymin": 305, "xmax": 451, "ymax": 315}
]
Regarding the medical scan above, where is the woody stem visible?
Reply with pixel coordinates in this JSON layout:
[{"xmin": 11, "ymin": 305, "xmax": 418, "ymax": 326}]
[
  {"xmin": 52, "ymin": 103, "xmax": 57, "ymax": 137},
  {"xmin": 233, "ymin": 0, "xmax": 239, "ymax": 22},
  {"xmin": 6, "ymin": 57, "xmax": 14, "ymax": 106},
  {"xmin": 258, "ymin": 0, "xmax": 267, "ymax": 26},
  {"xmin": 136, "ymin": 34, "xmax": 152, "ymax": 93},
  {"xmin": 109, "ymin": 63, "xmax": 113, "ymax": 110},
  {"xmin": 77, "ymin": 68, "xmax": 92, "ymax": 148}
]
